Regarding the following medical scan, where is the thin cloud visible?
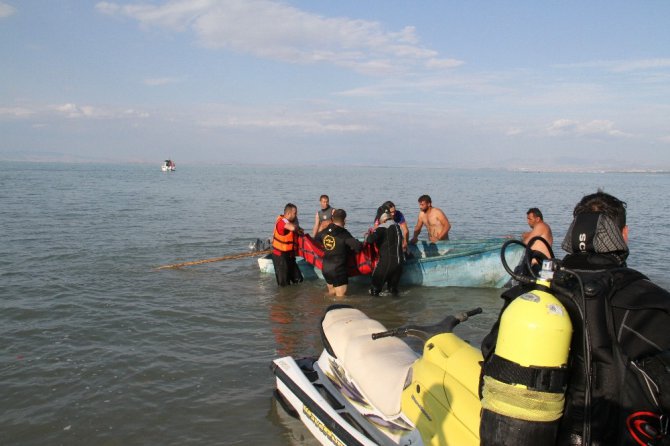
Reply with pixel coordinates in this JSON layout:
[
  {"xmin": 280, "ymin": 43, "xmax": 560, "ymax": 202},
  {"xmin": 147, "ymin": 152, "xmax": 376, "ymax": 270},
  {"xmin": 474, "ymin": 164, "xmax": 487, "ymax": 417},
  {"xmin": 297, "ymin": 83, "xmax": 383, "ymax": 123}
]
[
  {"xmin": 0, "ymin": 107, "xmax": 34, "ymax": 117},
  {"xmin": 45, "ymin": 103, "xmax": 150, "ymax": 119},
  {"xmin": 96, "ymin": 0, "xmax": 463, "ymax": 76},
  {"xmin": 555, "ymin": 58, "xmax": 670, "ymax": 73},
  {"xmin": 195, "ymin": 105, "xmax": 370, "ymax": 134},
  {"xmin": 425, "ymin": 58, "xmax": 465, "ymax": 70},
  {"xmin": 547, "ymin": 119, "xmax": 632, "ymax": 138},
  {"xmin": 505, "ymin": 127, "xmax": 523, "ymax": 136},
  {"xmin": 0, "ymin": 2, "xmax": 16, "ymax": 18},
  {"xmin": 143, "ymin": 77, "xmax": 183, "ymax": 86}
]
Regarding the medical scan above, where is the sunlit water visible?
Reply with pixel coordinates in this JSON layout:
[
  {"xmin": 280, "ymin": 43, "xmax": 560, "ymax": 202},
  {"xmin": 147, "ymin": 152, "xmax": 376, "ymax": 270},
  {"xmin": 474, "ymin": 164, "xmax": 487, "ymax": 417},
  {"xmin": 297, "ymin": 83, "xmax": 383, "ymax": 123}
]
[{"xmin": 2, "ymin": 163, "xmax": 668, "ymax": 445}]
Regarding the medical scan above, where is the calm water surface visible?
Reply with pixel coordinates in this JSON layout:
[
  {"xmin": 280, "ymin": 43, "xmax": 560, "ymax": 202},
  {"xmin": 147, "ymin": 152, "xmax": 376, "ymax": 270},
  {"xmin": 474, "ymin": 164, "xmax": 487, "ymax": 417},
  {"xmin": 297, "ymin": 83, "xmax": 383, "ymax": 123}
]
[{"xmin": 2, "ymin": 163, "xmax": 669, "ymax": 445}]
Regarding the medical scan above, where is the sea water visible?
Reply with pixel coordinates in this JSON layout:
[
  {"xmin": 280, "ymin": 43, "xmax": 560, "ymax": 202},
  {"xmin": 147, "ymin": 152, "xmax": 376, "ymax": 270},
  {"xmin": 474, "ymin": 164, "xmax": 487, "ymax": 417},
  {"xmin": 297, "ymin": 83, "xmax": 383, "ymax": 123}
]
[{"xmin": 2, "ymin": 162, "xmax": 669, "ymax": 445}]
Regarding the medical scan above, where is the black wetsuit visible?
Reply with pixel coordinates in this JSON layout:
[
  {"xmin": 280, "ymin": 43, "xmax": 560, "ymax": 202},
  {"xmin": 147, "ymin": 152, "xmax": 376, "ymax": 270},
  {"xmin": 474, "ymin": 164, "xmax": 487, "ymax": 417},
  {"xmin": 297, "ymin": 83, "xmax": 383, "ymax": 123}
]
[
  {"xmin": 554, "ymin": 253, "xmax": 670, "ymax": 446},
  {"xmin": 366, "ymin": 221, "xmax": 404, "ymax": 295},
  {"xmin": 315, "ymin": 223, "xmax": 362, "ymax": 287}
]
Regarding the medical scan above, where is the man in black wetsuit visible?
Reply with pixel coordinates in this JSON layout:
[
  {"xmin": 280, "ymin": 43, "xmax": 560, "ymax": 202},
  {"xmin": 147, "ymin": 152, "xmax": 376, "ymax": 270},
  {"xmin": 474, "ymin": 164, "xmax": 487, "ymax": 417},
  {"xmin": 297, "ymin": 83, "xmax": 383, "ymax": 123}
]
[
  {"xmin": 480, "ymin": 191, "xmax": 670, "ymax": 446},
  {"xmin": 553, "ymin": 191, "xmax": 670, "ymax": 446},
  {"xmin": 315, "ymin": 209, "xmax": 362, "ymax": 297},
  {"xmin": 366, "ymin": 210, "xmax": 404, "ymax": 296}
]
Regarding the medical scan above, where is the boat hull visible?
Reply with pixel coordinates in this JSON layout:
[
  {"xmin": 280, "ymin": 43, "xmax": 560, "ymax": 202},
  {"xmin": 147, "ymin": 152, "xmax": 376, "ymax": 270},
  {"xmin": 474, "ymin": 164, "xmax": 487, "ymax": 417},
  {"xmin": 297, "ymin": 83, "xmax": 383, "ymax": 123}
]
[{"xmin": 258, "ymin": 238, "xmax": 523, "ymax": 288}]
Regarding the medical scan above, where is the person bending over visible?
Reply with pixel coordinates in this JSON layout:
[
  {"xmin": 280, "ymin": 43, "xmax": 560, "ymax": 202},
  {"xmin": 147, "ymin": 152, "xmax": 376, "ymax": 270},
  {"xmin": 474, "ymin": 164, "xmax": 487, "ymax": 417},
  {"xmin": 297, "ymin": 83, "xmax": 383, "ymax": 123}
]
[{"xmin": 367, "ymin": 210, "xmax": 404, "ymax": 296}]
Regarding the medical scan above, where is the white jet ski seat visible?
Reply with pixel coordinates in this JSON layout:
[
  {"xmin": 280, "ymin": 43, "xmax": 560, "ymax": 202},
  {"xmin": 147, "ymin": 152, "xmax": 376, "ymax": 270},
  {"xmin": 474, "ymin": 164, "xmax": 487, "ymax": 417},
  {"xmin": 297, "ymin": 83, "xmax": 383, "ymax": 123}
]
[{"xmin": 321, "ymin": 306, "xmax": 419, "ymax": 418}]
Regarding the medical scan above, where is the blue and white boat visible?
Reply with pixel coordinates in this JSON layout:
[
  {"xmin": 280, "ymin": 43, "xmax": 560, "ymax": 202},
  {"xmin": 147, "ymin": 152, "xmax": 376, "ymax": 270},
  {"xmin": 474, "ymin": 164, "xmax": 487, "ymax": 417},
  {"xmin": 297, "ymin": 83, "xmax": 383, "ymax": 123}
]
[{"xmin": 258, "ymin": 238, "xmax": 523, "ymax": 288}]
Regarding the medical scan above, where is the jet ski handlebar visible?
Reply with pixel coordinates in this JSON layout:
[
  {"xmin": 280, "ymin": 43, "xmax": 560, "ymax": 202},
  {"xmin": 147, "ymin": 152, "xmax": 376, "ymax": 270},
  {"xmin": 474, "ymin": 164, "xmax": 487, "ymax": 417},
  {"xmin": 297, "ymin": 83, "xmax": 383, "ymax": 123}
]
[{"xmin": 371, "ymin": 307, "xmax": 483, "ymax": 341}]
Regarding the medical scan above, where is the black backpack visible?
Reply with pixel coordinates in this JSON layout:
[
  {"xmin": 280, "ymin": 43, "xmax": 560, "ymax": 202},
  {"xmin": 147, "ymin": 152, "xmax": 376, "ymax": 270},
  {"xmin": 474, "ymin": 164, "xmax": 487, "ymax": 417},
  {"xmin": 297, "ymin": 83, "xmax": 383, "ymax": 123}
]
[{"xmin": 480, "ymin": 264, "xmax": 670, "ymax": 445}]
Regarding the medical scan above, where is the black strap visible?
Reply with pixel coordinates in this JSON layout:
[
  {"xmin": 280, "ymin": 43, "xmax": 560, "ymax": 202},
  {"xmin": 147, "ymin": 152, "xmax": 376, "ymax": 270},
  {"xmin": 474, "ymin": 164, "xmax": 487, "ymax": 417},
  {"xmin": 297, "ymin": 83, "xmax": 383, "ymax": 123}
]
[{"xmin": 483, "ymin": 354, "xmax": 568, "ymax": 393}]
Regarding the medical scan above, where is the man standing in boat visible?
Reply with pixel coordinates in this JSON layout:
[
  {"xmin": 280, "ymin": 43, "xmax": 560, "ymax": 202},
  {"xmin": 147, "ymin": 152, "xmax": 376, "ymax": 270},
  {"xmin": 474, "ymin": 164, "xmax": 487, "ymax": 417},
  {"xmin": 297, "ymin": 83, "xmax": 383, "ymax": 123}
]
[
  {"xmin": 409, "ymin": 195, "xmax": 451, "ymax": 244},
  {"xmin": 314, "ymin": 209, "xmax": 362, "ymax": 297},
  {"xmin": 311, "ymin": 194, "xmax": 334, "ymax": 237},
  {"xmin": 521, "ymin": 207, "xmax": 553, "ymax": 260},
  {"xmin": 271, "ymin": 203, "xmax": 304, "ymax": 287}
]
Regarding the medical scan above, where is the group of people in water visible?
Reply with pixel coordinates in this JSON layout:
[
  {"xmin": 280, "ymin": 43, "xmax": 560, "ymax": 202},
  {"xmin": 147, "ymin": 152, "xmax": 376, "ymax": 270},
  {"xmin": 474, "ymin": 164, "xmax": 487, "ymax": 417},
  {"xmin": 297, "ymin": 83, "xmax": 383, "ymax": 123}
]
[
  {"xmin": 271, "ymin": 193, "xmax": 558, "ymax": 297},
  {"xmin": 271, "ymin": 190, "xmax": 670, "ymax": 445},
  {"xmin": 271, "ymin": 194, "xmax": 453, "ymax": 297}
]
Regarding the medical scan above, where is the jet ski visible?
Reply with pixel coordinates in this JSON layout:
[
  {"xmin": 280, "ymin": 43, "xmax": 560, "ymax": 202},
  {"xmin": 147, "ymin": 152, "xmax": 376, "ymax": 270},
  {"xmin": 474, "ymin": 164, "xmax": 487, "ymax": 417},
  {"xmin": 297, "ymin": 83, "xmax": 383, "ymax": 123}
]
[
  {"xmin": 271, "ymin": 238, "xmax": 576, "ymax": 446},
  {"xmin": 272, "ymin": 305, "xmax": 484, "ymax": 445}
]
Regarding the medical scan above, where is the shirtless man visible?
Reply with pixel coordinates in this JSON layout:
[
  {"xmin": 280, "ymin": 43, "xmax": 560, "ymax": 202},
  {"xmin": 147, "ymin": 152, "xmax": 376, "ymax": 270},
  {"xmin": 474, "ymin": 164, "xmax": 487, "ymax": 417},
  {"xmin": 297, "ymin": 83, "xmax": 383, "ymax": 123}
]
[
  {"xmin": 521, "ymin": 207, "xmax": 553, "ymax": 259},
  {"xmin": 409, "ymin": 195, "xmax": 451, "ymax": 243}
]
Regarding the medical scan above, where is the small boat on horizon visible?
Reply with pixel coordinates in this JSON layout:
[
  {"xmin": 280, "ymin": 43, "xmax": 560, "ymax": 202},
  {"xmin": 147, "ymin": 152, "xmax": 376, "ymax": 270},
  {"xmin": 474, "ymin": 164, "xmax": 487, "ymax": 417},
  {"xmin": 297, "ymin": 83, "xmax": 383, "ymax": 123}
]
[{"xmin": 161, "ymin": 159, "xmax": 176, "ymax": 171}]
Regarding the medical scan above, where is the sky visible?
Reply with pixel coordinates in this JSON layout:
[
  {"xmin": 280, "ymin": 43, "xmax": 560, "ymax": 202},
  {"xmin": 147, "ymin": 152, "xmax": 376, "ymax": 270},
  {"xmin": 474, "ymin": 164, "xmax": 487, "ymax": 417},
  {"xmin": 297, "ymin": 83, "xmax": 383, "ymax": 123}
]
[{"xmin": 1, "ymin": 1, "xmax": 669, "ymax": 169}]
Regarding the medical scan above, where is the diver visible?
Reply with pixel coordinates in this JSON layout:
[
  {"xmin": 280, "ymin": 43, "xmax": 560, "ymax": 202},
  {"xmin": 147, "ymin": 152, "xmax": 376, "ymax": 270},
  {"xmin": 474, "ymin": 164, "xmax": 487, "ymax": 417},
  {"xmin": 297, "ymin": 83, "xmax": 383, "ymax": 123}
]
[
  {"xmin": 481, "ymin": 191, "xmax": 670, "ymax": 446},
  {"xmin": 366, "ymin": 210, "xmax": 404, "ymax": 296}
]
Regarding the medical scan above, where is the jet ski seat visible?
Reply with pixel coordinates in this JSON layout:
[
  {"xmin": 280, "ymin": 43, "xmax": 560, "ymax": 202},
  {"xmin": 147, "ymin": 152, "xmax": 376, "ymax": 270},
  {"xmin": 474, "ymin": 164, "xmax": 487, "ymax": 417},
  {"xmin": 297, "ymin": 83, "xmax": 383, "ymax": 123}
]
[{"xmin": 321, "ymin": 306, "xmax": 419, "ymax": 418}]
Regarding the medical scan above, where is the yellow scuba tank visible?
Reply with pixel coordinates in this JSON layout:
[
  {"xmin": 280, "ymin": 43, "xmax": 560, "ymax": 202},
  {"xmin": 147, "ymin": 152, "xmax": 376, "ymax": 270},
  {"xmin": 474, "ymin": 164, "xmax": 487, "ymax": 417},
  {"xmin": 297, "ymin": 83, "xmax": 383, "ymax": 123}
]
[{"xmin": 480, "ymin": 260, "xmax": 573, "ymax": 445}]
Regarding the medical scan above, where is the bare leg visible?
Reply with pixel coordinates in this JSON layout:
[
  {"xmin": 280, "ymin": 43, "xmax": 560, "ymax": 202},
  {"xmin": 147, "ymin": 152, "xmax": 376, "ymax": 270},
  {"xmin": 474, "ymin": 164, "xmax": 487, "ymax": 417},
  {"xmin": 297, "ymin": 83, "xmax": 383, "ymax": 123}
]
[
  {"xmin": 333, "ymin": 284, "xmax": 348, "ymax": 297},
  {"xmin": 326, "ymin": 284, "xmax": 336, "ymax": 296}
]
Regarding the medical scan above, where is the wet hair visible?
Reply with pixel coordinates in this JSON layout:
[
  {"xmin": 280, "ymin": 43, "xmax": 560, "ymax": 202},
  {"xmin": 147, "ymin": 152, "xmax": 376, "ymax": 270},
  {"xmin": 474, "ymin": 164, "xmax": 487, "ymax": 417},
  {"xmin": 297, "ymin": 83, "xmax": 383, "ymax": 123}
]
[
  {"xmin": 374, "ymin": 205, "xmax": 385, "ymax": 223},
  {"xmin": 527, "ymin": 207, "xmax": 543, "ymax": 220},
  {"xmin": 573, "ymin": 190, "xmax": 627, "ymax": 230},
  {"xmin": 332, "ymin": 208, "xmax": 346, "ymax": 224},
  {"xmin": 283, "ymin": 203, "xmax": 297, "ymax": 214},
  {"xmin": 319, "ymin": 194, "xmax": 329, "ymax": 201},
  {"xmin": 375, "ymin": 201, "xmax": 395, "ymax": 223},
  {"xmin": 380, "ymin": 212, "xmax": 393, "ymax": 223},
  {"xmin": 418, "ymin": 195, "xmax": 432, "ymax": 204}
]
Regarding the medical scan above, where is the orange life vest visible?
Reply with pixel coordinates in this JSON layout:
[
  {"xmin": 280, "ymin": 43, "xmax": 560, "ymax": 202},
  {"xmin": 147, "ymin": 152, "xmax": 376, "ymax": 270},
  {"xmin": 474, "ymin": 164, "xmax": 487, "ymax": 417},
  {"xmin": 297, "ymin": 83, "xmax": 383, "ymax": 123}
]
[{"xmin": 272, "ymin": 215, "xmax": 297, "ymax": 253}]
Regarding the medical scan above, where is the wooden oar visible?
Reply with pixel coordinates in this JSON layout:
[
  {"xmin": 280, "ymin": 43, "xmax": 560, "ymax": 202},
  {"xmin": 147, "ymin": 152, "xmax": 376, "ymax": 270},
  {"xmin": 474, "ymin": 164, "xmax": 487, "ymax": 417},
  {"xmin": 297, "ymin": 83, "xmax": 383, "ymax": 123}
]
[{"xmin": 155, "ymin": 248, "xmax": 272, "ymax": 270}]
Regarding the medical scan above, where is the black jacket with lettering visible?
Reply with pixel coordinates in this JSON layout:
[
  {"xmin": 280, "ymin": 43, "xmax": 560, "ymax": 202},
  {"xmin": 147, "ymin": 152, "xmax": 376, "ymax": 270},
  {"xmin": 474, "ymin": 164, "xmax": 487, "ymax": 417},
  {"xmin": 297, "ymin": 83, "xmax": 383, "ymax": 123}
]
[{"xmin": 315, "ymin": 223, "xmax": 362, "ymax": 276}]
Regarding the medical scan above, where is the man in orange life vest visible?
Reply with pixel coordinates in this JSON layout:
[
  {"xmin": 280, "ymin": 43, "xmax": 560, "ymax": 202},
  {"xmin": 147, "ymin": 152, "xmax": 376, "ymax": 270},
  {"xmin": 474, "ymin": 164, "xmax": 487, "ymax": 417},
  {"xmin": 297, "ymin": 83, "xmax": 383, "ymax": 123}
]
[{"xmin": 272, "ymin": 203, "xmax": 304, "ymax": 287}]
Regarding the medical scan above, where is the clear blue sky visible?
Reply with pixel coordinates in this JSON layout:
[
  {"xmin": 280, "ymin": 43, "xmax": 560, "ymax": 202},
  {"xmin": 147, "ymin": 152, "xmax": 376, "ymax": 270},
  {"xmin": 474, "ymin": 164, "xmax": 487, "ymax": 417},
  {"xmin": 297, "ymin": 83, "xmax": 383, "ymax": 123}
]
[{"xmin": 1, "ymin": 1, "xmax": 669, "ymax": 169}]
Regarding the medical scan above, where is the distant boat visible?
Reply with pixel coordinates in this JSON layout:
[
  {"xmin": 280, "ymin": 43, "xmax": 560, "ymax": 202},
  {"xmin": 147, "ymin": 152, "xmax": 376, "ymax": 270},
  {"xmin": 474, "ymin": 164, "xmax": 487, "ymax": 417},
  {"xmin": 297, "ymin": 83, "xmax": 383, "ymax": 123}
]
[
  {"xmin": 258, "ymin": 237, "xmax": 524, "ymax": 288},
  {"xmin": 161, "ymin": 159, "xmax": 176, "ymax": 171}
]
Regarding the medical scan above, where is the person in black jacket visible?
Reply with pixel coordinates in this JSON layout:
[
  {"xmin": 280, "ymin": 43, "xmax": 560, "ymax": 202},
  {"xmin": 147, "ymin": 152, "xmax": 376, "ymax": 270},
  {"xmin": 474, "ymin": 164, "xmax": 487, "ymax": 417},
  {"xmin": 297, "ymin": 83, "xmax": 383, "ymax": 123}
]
[
  {"xmin": 554, "ymin": 191, "xmax": 670, "ymax": 446},
  {"xmin": 315, "ymin": 209, "xmax": 362, "ymax": 297},
  {"xmin": 481, "ymin": 191, "xmax": 670, "ymax": 446},
  {"xmin": 366, "ymin": 210, "xmax": 404, "ymax": 296}
]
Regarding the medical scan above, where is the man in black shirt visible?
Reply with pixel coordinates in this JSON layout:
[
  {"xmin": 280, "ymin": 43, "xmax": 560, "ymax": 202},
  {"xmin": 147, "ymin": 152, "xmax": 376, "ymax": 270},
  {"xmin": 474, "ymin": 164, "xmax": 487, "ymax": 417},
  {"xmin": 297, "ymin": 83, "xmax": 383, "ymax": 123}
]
[{"xmin": 315, "ymin": 209, "xmax": 362, "ymax": 297}]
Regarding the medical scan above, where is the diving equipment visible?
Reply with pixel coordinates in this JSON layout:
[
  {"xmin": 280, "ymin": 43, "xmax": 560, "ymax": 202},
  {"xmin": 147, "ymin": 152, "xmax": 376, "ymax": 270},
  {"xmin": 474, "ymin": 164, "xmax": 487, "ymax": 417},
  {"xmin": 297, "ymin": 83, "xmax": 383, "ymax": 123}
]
[
  {"xmin": 480, "ymin": 258, "xmax": 572, "ymax": 445},
  {"xmin": 272, "ymin": 235, "xmax": 650, "ymax": 445}
]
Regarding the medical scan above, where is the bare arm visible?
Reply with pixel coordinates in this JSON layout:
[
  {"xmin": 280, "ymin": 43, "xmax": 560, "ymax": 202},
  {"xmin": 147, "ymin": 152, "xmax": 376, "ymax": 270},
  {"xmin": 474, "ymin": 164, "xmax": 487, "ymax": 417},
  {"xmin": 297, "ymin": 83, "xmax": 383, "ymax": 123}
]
[
  {"xmin": 400, "ymin": 222, "xmax": 409, "ymax": 250},
  {"xmin": 284, "ymin": 220, "xmax": 301, "ymax": 234},
  {"xmin": 410, "ymin": 215, "xmax": 424, "ymax": 244},
  {"xmin": 522, "ymin": 222, "xmax": 553, "ymax": 259},
  {"xmin": 522, "ymin": 225, "xmax": 544, "ymax": 244},
  {"xmin": 312, "ymin": 212, "xmax": 320, "ymax": 237},
  {"xmin": 431, "ymin": 210, "xmax": 451, "ymax": 242}
]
